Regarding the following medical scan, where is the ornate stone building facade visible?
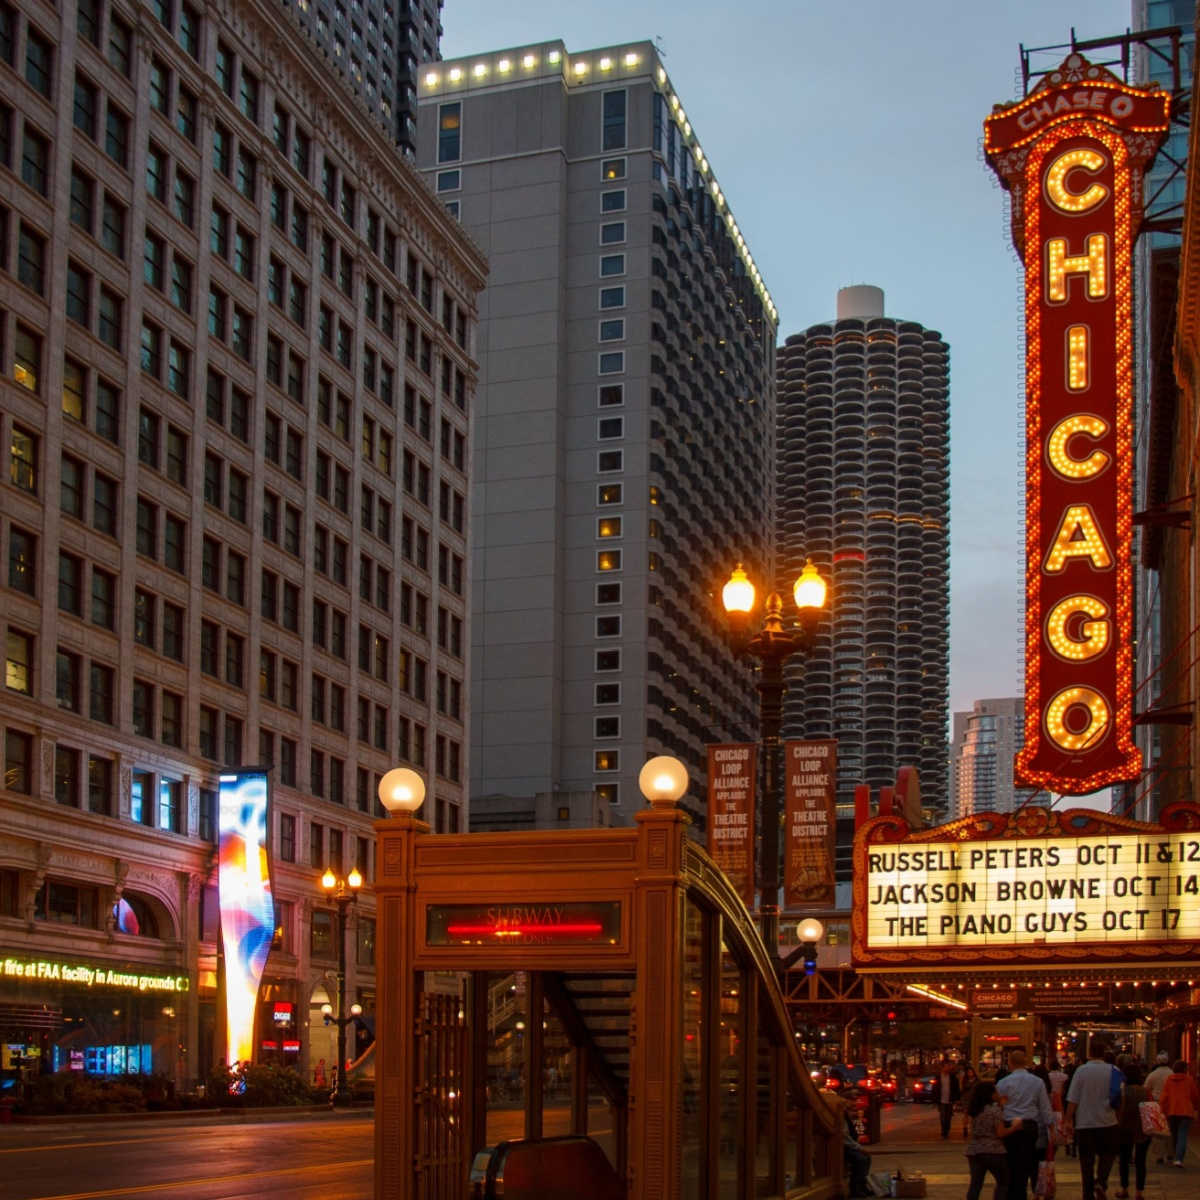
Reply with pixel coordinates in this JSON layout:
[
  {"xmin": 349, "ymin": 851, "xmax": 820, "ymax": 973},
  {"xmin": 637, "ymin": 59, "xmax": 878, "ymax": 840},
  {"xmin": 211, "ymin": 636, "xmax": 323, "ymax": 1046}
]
[{"xmin": 0, "ymin": 0, "xmax": 484, "ymax": 1086}]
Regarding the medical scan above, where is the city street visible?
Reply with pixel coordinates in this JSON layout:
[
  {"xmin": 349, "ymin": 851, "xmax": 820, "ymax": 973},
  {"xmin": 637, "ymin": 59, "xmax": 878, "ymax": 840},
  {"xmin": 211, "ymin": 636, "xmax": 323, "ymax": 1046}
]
[{"xmin": 1, "ymin": 1101, "xmax": 1196, "ymax": 1198}]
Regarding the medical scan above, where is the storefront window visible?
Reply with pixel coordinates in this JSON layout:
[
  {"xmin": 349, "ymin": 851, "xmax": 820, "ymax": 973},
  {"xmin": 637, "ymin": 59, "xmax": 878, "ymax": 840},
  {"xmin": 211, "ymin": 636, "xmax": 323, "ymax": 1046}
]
[
  {"xmin": 272, "ymin": 900, "xmax": 293, "ymax": 952},
  {"xmin": 718, "ymin": 931, "xmax": 744, "ymax": 1200},
  {"xmin": 356, "ymin": 915, "xmax": 375, "ymax": 966},
  {"xmin": 36, "ymin": 880, "xmax": 98, "ymax": 927},
  {"xmin": 311, "ymin": 909, "xmax": 334, "ymax": 957},
  {"xmin": 0, "ymin": 868, "xmax": 18, "ymax": 917},
  {"xmin": 681, "ymin": 899, "xmax": 705, "ymax": 1200}
]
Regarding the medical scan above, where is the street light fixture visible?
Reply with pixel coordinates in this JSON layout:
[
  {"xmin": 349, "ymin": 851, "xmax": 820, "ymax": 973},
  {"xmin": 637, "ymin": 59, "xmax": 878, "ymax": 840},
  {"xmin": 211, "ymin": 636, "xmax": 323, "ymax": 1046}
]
[
  {"xmin": 721, "ymin": 559, "xmax": 828, "ymax": 963},
  {"xmin": 638, "ymin": 755, "xmax": 690, "ymax": 808},
  {"xmin": 377, "ymin": 766, "xmax": 427, "ymax": 817},
  {"xmin": 320, "ymin": 867, "xmax": 363, "ymax": 1105}
]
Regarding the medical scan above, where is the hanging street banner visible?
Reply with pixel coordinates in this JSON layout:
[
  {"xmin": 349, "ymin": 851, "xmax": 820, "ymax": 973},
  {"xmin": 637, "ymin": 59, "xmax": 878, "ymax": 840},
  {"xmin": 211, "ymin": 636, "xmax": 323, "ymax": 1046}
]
[
  {"xmin": 706, "ymin": 743, "xmax": 756, "ymax": 906},
  {"xmin": 984, "ymin": 56, "xmax": 1170, "ymax": 795},
  {"xmin": 853, "ymin": 802, "xmax": 1200, "ymax": 969},
  {"xmin": 784, "ymin": 739, "xmax": 837, "ymax": 908}
]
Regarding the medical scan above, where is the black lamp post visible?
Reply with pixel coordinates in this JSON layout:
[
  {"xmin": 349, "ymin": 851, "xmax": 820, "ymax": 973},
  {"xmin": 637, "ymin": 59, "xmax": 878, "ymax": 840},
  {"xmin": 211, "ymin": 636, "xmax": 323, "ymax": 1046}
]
[
  {"xmin": 320, "ymin": 865, "xmax": 362, "ymax": 1105},
  {"xmin": 721, "ymin": 560, "xmax": 827, "ymax": 964}
]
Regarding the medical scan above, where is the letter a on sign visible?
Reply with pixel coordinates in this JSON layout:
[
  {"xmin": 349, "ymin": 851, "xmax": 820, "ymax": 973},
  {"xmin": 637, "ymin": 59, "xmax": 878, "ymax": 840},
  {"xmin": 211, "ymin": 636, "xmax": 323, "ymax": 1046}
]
[{"xmin": 984, "ymin": 56, "xmax": 1169, "ymax": 794}]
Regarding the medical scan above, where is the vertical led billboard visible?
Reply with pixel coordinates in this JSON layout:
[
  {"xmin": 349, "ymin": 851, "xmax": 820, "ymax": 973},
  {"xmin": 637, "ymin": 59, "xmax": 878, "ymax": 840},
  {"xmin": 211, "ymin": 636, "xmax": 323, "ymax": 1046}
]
[
  {"xmin": 984, "ymin": 56, "xmax": 1169, "ymax": 794},
  {"xmin": 218, "ymin": 771, "xmax": 273, "ymax": 1067}
]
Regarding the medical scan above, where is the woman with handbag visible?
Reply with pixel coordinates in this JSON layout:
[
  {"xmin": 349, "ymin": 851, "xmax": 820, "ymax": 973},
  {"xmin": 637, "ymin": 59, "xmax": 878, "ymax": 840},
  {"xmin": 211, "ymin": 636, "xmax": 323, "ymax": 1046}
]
[
  {"xmin": 1159, "ymin": 1059, "xmax": 1200, "ymax": 1168},
  {"xmin": 1114, "ymin": 1062, "xmax": 1150, "ymax": 1200},
  {"xmin": 965, "ymin": 1080, "xmax": 1023, "ymax": 1200}
]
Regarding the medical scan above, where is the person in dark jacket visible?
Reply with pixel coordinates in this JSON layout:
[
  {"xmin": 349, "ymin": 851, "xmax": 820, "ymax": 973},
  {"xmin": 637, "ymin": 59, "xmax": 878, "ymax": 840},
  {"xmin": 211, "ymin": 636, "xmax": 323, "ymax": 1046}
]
[
  {"xmin": 939, "ymin": 1059, "xmax": 963, "ymax": 1139},
  {"xmin": 1115, "ymin": 1062, "xmax": 1150, "ymax": 1200}
]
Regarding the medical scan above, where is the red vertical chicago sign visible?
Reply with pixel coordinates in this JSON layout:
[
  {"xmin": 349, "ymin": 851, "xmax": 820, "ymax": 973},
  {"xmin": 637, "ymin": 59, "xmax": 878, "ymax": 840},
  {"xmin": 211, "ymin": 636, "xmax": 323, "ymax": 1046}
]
[{"xmin": 985, "ymin": 55, "xmax": 1169, "ymax": 794}]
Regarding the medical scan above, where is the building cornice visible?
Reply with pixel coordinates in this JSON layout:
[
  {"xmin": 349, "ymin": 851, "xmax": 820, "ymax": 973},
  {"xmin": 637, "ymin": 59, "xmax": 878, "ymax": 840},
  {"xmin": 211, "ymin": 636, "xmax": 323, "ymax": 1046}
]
[{"xmin": 214, "ymin": 0, "xmax": 487, "ymax": 294}]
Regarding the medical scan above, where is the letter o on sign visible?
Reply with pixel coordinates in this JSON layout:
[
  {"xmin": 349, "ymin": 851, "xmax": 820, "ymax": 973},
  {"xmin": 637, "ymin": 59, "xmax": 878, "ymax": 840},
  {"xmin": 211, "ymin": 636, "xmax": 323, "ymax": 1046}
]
[{"xmin": 1045, "ymin": 686, "xmax": 1111, "ymax": 751}]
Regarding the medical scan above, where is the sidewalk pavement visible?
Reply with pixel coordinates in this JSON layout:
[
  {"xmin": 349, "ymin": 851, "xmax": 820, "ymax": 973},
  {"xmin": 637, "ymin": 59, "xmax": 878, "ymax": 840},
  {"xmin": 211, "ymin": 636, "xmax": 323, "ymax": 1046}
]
[
  {"xmin": 874, "ymin": 1104, "xmax": 1199, "ymax": 1199},
  {"xmin": 872, "ymin": 1139, "xmax": 1199, "ymax": 1199}
]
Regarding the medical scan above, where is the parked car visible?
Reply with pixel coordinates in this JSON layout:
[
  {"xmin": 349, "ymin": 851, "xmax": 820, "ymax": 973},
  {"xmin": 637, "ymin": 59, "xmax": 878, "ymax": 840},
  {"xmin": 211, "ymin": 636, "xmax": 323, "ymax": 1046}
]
[
  {"xmin": 824, "ymin": 1064, "xmax": 869, "ymax": 1092},
  {"xmin": 861, "ymin": 1070, "xmax": 898, "ymax": 1098},
  {"xmin": 910, "ymin": 1074, "xmax": 939, "ymax": 1103}
]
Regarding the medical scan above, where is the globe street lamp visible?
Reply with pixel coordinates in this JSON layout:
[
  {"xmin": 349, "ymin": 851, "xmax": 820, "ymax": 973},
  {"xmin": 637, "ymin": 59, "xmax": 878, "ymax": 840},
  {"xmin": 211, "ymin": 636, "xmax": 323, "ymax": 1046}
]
[
  {"xmin": 320, "ymin": 865, "xmax": 362, "ymax": 1105},
  {"xmin": 721, "ymin": 559, "xmax": 828, "ymax": 962},
  {"xmin": 377, "ymin": 766, "xmax": 427, "ymax": 818}
]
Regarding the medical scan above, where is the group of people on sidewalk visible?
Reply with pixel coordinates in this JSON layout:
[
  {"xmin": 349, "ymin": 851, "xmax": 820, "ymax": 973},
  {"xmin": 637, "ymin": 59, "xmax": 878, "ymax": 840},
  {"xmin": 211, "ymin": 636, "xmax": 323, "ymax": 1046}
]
[{"xmin": 946, "ymin": 1041, "xmax": 1200, "ymax": 1200}]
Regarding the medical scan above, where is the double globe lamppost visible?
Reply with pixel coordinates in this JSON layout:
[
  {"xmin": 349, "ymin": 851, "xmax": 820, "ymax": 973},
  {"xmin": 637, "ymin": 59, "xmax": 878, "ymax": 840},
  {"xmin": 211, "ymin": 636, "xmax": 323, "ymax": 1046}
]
[{"xmin": 719, "ymin": 559, "xmax": 828, "ymax": 963}]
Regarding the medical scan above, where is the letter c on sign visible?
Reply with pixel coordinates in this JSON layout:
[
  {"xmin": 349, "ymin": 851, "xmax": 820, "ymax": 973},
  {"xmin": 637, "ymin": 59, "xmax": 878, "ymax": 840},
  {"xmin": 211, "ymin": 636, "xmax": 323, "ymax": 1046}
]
[
  {"xmin": 1047, "ymin": 414, "xmax": 1111, "ymax": 479},
  {"xmin": 1045, "ymin": 686, "xmax": 1111, "ymax": 752},
  {"xmin": 1045, "ymin": 147, "xmax": 1109, "ymax": 214}
]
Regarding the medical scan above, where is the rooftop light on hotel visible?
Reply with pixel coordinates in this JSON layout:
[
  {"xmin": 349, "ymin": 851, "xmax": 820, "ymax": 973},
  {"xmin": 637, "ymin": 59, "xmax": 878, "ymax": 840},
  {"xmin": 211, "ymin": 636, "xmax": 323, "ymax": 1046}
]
[
  {"xmin": 573, "ymin": 60, "xmax": 588, "ymax": 75},
  {"xmin": 473, "ymin": 63, "xmax": 487, "ymax": 77},
  {"xmin": 548, "ymin": 49, "xmax": 562, "ymax": 64},
  {"xmin": 522, "ymin": 53, "xmax": 536, "ymax": 69},
  {"xmin": 498, "ymin": 58, "xmax": 512, "ymax": 72},
  {"xmin": 448, "ymin": 66, "xmax": 463, "ymax": 81},
  {"xmin": 599, "ymin": 56, "xmax": 612, "ymax": 70},
  {"xmin": 656, "ymin": 66, "xmax": 666, "ymax": 83},
  {"xmin": 624, "ymin": 52, "xmax": 639, "ymax": 66},
  {"xmin": 424, "ymin": 71, "xmax": 439, "ymax": 85},
  {"xmin": 670, "ymin": 94, "xmax": 680, "ymax": 111}
]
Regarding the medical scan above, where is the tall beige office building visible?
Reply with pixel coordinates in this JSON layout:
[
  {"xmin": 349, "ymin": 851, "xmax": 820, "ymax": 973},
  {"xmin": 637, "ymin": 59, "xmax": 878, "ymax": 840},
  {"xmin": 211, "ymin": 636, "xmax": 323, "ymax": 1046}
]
[
  {"xmin": 0, "ymin": 0, "xmax": 483, "ymax": 1085},
  {"xmin": 950, "ymin": 697, "xmax": 1036, "ymax": 817},
  {"xmin": 416, "ymin": 42, "xmax": 777, "ymax": 823}
]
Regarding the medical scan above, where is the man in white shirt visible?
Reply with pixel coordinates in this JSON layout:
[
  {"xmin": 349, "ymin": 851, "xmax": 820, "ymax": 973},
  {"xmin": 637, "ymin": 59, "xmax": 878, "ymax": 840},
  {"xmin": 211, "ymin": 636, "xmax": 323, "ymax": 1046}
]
[
  {"xmin": 1145, "ymin": 1051, "xmax": 1173, "ymax": 1163},
  {"xmin": 1065, "ymin": 1040, "xmax": 1119, "ymax": 1200},
  {"xmin": 997, "ymin": 1049, "xmax": 1053, "ymax": 1200}
]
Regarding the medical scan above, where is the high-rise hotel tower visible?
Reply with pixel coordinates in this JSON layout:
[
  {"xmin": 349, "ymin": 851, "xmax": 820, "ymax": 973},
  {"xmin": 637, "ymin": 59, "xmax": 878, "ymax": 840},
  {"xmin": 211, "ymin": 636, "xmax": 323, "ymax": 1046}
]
[
  {"xmin": 417, "ymin": 42, "xmax": 777, "ymax": 822},
  {"xmin": 777, "ymin": 286, "xmax": 949, "ymax": 876}
]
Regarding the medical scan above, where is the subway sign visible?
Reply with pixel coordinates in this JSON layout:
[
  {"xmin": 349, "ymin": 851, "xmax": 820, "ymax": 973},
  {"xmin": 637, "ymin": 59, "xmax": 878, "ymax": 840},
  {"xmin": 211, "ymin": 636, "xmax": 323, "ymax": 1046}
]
[
  {"xmin": 852, "ymin": 803, "xmax": 1200, "ymax": 968},
  {"xmin": 984, "ymin": 56, "xmax": 1169, "ymax": 794}
]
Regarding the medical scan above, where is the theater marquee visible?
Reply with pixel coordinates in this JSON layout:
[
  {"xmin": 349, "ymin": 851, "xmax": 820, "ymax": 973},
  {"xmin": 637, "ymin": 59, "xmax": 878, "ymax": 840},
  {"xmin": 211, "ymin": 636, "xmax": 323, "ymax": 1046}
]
[
  {"xmin": 852, "ymin": 803, "xmax": 1200, "ymax": 969},
  {"xmin": 984, "ymin": 56, "xmax": 1170, "ymax": 794}
]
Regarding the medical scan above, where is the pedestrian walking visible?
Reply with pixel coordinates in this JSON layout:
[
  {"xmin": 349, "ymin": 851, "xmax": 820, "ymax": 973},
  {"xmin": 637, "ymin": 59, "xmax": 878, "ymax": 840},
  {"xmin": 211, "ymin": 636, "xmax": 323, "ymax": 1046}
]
[
  {"xmin": 996, "ymin": 1049, "xmax": 1053, "ymax": 1200},
  {"xmin": 961, "ymin": 1066, "xmax": 981, "ymax": 1137},
  {"xmin": 1159, "ymin": 1058, "xmax": 1200, "ymax": 1169},
  {"xmin": 1144, "ymin": 1053, "xmax": 1172, "ymax": 1166},
  {"xmin": 1114, "ymin": 1062, "xmax": 1150, "ymax": 1200},
  {"xmin": 1064, "ymin": 1039, "xmax": 1120, "ymax": 1200},
  {"xmin": 965, "ymin": 1080, "xmax": 1024, "ymax": 1200},
  {"xmin": 938, "ymin": 1059, "xmax": 962, "ymax": 1139}
]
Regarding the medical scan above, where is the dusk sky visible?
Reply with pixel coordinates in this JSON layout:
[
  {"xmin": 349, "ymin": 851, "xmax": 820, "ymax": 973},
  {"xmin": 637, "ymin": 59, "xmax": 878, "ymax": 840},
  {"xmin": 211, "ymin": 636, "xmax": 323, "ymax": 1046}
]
[{"xmin": 442, "ymin": 0, "xmax": 1136, "ymax": 722}]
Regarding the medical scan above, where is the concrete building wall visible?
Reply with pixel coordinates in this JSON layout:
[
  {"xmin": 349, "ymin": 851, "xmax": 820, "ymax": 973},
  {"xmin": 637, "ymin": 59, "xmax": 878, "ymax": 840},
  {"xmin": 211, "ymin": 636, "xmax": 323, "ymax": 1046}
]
[{"xmin": 418, "ymin": 43, "xmax": 775, "ymax": 824}]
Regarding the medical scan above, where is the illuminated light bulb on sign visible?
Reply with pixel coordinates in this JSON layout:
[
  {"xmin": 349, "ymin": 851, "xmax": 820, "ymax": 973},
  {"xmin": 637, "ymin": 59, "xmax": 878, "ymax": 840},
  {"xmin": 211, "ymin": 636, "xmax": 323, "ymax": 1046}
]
[
  {"xmin": 1047, "ymin": 413, "xmax": 1110, "ymax": 479},
  {"xmin": 1045, "ymin": 147, "xmax": 1110, "ymax": 212},
  {"xmin": 1045, "ymin": 685, "xmax": 1111, "ymax": 751},
  {"xmin": 1046, "ymin": 595, "xmax": 1111, "ymax": 661},
  {"xmin": 1043, "ymin": 504, "xmax": 1113, "ymax": 573},
  {"xmin": 1047, "ymin": 234, "xmax": 1108, "ymax": 301},
  {"xmin": 1067, "ymin": 326, "xmax": 1090, "ymax": 391}
]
